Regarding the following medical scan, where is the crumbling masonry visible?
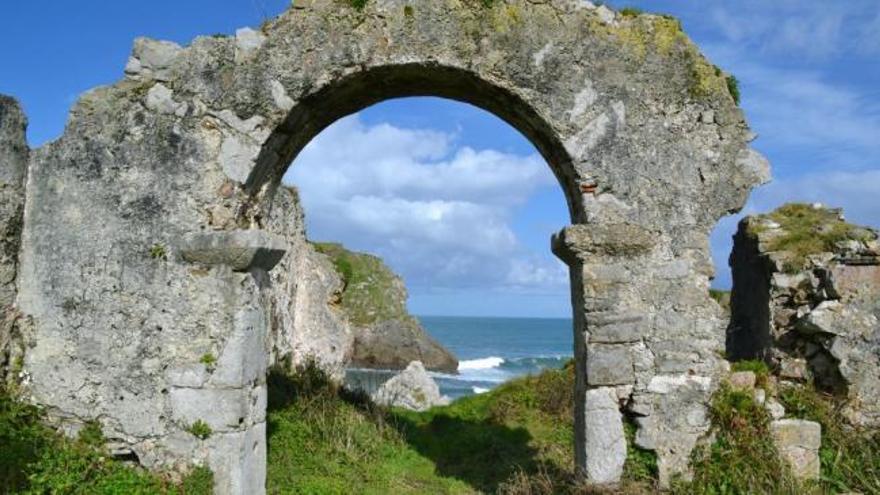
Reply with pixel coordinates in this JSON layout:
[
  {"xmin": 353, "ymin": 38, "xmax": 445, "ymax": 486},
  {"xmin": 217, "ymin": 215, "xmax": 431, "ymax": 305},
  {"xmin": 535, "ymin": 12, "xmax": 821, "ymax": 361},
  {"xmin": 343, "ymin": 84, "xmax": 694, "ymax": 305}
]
[{"xmin": 0, "ymin": 1, "xmax": 769, "ymax": 493}]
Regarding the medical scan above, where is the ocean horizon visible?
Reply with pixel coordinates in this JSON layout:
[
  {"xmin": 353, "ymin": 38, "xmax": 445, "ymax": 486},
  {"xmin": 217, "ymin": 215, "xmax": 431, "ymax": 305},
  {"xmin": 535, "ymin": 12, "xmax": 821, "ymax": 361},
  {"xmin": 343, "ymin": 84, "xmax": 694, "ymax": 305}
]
[{"xmin": 346, "ymin": 315, "xmax": 574, "ymax": 399}]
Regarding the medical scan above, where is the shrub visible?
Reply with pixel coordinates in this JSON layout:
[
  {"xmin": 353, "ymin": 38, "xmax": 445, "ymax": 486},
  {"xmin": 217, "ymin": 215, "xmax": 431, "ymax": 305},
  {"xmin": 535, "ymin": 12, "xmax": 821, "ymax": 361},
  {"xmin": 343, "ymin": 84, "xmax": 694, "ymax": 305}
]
[
  {"xmin": 680, "ymin": 384, "xmax": 803, "ymax": 494},
  {"xmin": 187, "ymin": 420, "xmax": 213, "ymax": 440},
  {"xmin": 0, "ymin": 386, "xmax": 213, "ymax": 494},
  {"xmin": 726, "ymin": 74, "xmax": 741, "ymax": 105},
  {"xmin": 199, "ymin": 353, "xmax": 217, "ymax": 368},
  {"xmin": 620, "ymin": 7, "xmax": 643, "ymax": 17}
]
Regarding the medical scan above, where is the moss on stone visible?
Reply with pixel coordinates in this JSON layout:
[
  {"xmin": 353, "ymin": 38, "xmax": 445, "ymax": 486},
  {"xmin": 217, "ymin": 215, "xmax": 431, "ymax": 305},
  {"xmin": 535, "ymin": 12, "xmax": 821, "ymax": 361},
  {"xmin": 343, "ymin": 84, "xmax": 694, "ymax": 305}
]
[{"xmin": 748, "ymin": 203, "xmax": 876, "ymax": 273}]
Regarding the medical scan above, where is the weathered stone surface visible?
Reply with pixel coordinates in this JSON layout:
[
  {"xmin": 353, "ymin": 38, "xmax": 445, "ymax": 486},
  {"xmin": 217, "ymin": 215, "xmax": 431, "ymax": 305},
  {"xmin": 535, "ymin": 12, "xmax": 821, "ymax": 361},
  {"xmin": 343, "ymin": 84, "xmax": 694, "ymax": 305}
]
[
  {"xmin": 729, "ymin": 371, "xmax": 756, "ymax": 391},
  {"xmin": 581, "ymin": 387, "xmax": 626, "ymax": 484},
  {"xmin": 264, "ymin": 187, "xmax": 354, "ymax": 379},
  {"xmin": 6, "ymin": 0, "xmax": 766, "ymax": 492},
  {"xmin": 728, "ymin": 204, "xmax": 880, "ymax": 427},
  {"xmin": 371, "ymin": 361, "xmax": 449, "ymax": 412},
  {"xmin": 0, "ymin": 97, "xmax": 28, "ymax": 383},
  {"xmin": 180, "ymin": 230, "xmax": 287, "ymax": 272},
  {"xmin": 352, "ymin": 318, "xmax": 458, "ymax": 373},
  {"xmin": 770, "ymin": 419, "xmax": 821, "ymax": 480}
]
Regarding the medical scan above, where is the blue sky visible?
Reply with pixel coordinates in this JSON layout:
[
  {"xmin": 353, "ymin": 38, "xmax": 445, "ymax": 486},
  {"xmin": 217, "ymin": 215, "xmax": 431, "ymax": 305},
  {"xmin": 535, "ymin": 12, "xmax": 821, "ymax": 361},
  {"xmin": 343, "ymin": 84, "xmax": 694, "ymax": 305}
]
[{"xmin": 1, "ymin": 1, "xmax": 878, "ymax": 317}]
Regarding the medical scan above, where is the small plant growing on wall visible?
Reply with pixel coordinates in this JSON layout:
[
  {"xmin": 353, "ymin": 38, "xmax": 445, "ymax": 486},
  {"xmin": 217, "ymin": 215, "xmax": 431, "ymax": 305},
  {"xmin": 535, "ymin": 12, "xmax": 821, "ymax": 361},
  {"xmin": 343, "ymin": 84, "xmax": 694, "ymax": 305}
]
[
  {"xmin": 187, "ymin": 419, "xmax": 213, "ymax": 440},
  {"xmin": 149, "ymin": 243, "xmax": 167, "ymax": 260},
  {"xmin": 200, "ymin": 353, "xmax": 217, "ymax": 370}
]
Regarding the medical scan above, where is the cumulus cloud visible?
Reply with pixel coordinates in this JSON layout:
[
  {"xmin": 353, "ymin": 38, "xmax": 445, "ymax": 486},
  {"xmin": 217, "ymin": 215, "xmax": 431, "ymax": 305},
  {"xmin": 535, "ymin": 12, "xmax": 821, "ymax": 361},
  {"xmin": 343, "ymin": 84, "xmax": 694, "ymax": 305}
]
[{"xmin": 283, "ymin": 115, "xmax": 568, "ymax": 294}]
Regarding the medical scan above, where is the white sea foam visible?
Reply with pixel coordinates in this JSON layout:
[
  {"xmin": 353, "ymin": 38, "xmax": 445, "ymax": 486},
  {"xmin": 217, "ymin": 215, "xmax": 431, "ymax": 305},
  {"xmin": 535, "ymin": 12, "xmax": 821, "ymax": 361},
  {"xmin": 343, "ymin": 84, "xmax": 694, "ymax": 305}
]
[
  {"xmin": 458, "ymin": 356, "xmax": 505, "ymax": 371},
  {"xmin": 473, "ymin": 387, "xmax": 490, "ymax": 394}
]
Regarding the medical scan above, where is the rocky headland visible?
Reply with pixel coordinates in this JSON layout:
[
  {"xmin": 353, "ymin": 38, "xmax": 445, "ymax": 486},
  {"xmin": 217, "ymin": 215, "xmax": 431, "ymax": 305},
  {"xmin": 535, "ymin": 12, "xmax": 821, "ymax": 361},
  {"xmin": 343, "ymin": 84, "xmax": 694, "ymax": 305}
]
[{"xmin": 312, "ymin": 242, "xmax": 458, "ymax": 373}]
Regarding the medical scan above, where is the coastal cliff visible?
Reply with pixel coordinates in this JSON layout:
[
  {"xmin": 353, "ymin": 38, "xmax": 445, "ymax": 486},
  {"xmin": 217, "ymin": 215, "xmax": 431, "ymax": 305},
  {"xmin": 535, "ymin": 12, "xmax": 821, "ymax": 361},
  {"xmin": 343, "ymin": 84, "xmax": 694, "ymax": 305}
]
[
  {"xmin": 313, "ymin": 242, "xmax": 458, "ymax": 373},
  {"xmin": 266, "ymin": 186, "xmax": 456, "ymax": 377}
]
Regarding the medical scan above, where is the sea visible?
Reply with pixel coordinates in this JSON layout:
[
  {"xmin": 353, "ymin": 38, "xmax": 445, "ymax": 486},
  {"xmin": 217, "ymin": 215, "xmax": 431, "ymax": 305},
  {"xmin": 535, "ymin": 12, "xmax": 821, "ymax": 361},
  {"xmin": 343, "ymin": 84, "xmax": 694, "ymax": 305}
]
[{"xmin": 345, "ymin": 315, "xmax": 573, "ymax": 400}]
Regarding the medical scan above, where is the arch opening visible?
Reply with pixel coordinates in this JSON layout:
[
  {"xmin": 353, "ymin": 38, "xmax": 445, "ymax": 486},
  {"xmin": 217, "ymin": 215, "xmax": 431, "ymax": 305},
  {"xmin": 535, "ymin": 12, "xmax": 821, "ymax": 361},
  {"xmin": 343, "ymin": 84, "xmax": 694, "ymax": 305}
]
[
  {"xmin": 244, "ymin": 63, "xmax": 584, "ymax": 224},
  {"xmin": 262, "ymin": 93, "xmax": 574, "ymax": 489}
]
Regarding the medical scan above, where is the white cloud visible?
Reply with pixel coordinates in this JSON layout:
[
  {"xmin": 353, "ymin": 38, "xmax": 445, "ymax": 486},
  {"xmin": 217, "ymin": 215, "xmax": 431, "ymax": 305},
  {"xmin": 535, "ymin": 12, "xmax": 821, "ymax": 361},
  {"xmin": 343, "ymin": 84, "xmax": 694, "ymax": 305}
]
[{"xmin": 283, "ymin": 115, "xmax": 568, "ymax": 294}]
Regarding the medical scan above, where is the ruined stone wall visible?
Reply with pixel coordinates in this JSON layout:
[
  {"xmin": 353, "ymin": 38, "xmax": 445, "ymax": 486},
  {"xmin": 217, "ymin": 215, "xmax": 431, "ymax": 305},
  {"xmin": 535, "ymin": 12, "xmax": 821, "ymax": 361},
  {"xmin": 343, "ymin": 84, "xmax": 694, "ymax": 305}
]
[
  {"xmin": 728, "ymin": 205, "xmax": 880, "ymax": 427},
  {"xmin": 5, "ymin": 1, "xmax": 768, "ymax": 492}
]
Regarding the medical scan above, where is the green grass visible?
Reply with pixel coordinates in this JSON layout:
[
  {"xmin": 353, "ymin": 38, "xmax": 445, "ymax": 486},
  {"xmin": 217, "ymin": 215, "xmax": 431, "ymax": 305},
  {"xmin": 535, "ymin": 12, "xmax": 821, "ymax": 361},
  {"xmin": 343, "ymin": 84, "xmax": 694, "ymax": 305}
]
[
  {"xmin": 620, "ymin": 7, "xmax": 643, "ymax": 17},
  {"xmin": 0, "ymin": 386, "xmax": 213, "ymax": 494},
  {"xmin": 6, "ymin": 359, "xmax": 875, "ymax": 494},
  {"xmin": 730, "ymin": 359, "xmax": 771, "ymax": 388},
  {"xmin": 266, "ymin": 359, "xmax": 657, "ymax": 494},
  {"xmin": 779, "ymin": 386, "xmax": 880, "ymax": 493},
  {"xmin": 677, "ymin": 384, "xmax": 807, "ymax": 494},
  {"xmin": 750, "ymin": 203, "xmax": 876, "ymax": 272}
]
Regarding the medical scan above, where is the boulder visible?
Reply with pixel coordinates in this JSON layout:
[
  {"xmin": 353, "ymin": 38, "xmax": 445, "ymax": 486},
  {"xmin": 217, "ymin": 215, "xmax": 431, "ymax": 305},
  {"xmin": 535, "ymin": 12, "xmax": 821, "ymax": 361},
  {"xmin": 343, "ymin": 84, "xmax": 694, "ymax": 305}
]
[{"xmin": 371, "ymin": 361, "xmax": 449, "ymax": 412}]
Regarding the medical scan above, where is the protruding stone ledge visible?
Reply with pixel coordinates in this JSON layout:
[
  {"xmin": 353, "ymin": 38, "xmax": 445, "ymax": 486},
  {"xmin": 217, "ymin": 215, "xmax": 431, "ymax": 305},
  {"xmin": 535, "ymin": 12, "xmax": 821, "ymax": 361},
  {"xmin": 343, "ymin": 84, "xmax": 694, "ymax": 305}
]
[
  {"xmin": 552, "ymin": 223, "xmax": 655, "ymax": 264},
  {"xmin": 179, "ymin": 230, "xmax": 287, "ymax": 272}
]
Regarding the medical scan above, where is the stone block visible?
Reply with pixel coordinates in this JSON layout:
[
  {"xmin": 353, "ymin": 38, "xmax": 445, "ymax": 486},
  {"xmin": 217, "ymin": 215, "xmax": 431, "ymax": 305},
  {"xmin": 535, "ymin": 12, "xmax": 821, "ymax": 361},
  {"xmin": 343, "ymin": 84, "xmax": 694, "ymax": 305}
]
[
  {"xmin": 170, "ymin": 387, "xmax": 248, "ymax": 433},
  {"xmin": 770, "ymin": 419, "xmax": 821, "ymax": 480},
  {"xmin": 588, "ymin": 311, "xmax": 644, "ymax": 343},
  {"xmin": 779, "ymin": 358, "xmax": 809, "ymax": 380},
  {"xmin": 729, "ymin": 371, "xmax": 756, "ymax": 391},
  {"xmin": 586, "ymin": 344, "xmax": 635, "ymax": 386},
  {"xmin": 582, "ymin": 387, "xmax": 626, "ymax": 484},
  {"xmin": 180, "ymin": 230, "xmax": 287, "ymax": 272}
]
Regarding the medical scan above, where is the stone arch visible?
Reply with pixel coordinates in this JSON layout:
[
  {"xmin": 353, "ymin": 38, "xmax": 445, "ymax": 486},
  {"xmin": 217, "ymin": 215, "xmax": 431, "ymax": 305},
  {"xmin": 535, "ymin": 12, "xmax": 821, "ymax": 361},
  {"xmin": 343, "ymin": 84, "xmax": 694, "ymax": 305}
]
[
  {"xmin": 4, "ymin": 1, "xmax": 771, "ymax": 493},
  {"xmin": 243, "ymin": 62, "xmax": 582, "ymax": 223}
]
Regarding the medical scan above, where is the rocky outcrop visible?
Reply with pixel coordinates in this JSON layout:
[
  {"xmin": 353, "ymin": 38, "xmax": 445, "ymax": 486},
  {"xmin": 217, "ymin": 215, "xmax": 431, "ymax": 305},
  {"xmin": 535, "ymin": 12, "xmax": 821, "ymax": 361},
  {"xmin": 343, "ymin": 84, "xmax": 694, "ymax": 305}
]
[
  {"xmin": 371, "ymin": 361, "xmax": 449, "ymax": 411},
  {"xmin": 0, "ymin": 97, "xmax": 28, "ymax": 383},
  {"xmin": 265, "ymin": 187, "xmax": 353, "ymax": 380},
  {"xmin": 313, "ymin": 243, "xmax": 458, "ymax": 373},
  {"xmin": 728, "ymin": 203, "xmax": 880, "ymax": 426}
]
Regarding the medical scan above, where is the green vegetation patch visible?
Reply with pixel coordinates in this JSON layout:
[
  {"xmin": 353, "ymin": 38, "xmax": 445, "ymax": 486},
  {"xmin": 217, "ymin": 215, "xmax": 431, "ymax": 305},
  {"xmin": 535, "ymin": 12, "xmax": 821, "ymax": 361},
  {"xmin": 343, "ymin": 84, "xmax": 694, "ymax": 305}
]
[
  {"xmin": 266, "ymin": 359, "xmax": 660, "ymax": 493},
  {"xmin": 749, "ymin": 203, "xmax": 876, "ymax": 273},
  {"xmin": 187, "ymin": 419, "xmax": 213, "ymax": 440},
  {"xmin": 0, "ymin": 386, "xmax": 212, "ymax": 494},
  {"xmin": 779, "ymin": 386, "xmax": 880, "ymax": 493},
  {"xmin": 679, "ymin": 384, "xmax": 805, "ymax": 494},
  {"xmin": 312, "ymin": 242, "xmax": 412, "ymax": 327},
  {"xmin": 709, "ymin": 289, "xmax": 731, "ymax": 312}
]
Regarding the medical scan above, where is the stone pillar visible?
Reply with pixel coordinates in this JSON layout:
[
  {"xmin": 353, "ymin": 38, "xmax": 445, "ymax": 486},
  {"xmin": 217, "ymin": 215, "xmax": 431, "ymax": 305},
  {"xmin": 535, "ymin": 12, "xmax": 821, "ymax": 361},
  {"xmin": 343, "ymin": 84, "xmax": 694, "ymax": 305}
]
[
  {"xmin": 175, "ymin": 230, "xmax": 286, "ymax": 495},
  {"xmin": 554, "ymin": 223, "xmax": 656, "ymax": 485}
]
